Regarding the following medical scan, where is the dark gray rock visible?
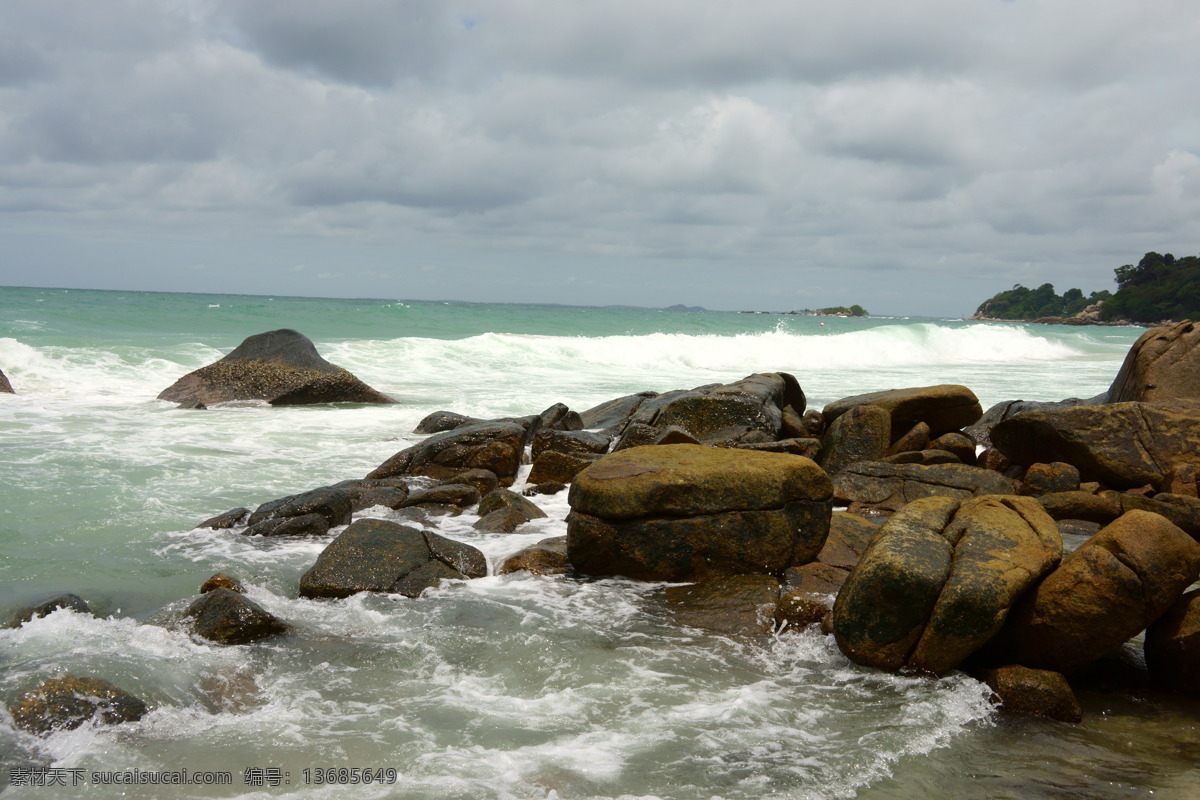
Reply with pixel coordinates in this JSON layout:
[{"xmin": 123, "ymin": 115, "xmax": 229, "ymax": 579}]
[
  {"xmin": 9, "ymin": 676, "xmax": 148, "ymax": 735},
  {"xmin": 402, "ymin": 483, "xmax": 481, "ymax": 509},
  {"xmin": 7, "ymin": 593, "xmax": 91, "ymax": 628},
  {"xmin": 366, "ymin": 421, "xmax": 526, "ymax": 486},
  {"xmin": 413, "ymin": 410, "xmax": 479, "ymax": 434},
  {"xmin": 247, "ymin": 487, "xmax": 353, "ymax": 529},
  {"xmin": 185, "ymin": 588, "xmax": 288, "ymax": 644},
  {"xmin": 966, "ymin": 397, "xmax": 1097, "ymax": 448},
  {"xmin": 478, "ymin": 488, "xmax": 548, "ymax": 520},
  {"xmin": 158, "ymin": 329, "xmax": 395, "ymax": 407},
  {"xmin": 243, "ymin": 513, "xmax": 331, "ymax": 538},
  {"xmin": 0, "ymin": 368, "xmax": 13, "ymax": 393},
  {"xmin": 197, "ymin": 507, "xmax": 251, "ymax": 530}
]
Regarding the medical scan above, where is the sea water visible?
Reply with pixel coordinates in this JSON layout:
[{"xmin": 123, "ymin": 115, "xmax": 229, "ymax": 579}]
[{"xmin": 0, "ymin": 286, "xmax": 1196, "ymax": 799}]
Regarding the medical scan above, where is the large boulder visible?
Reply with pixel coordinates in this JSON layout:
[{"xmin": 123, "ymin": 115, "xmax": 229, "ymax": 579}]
[
  {"xmin": 528, "ymin": 429, "xmax": 611, "ymax": 485},
  {"xmin": 822, "ymin": 385, "xmax": 983, "ymax": 440},
  {"xmin": 995, "ymin": 510, "xmax": 1200, "ymax": 674},
  {"xmin": 965, "ymin": 398, "xmax": 1096, "ymax": 448},
  {"xmin": 158, "ymin": 329, "xmax": 395, "ymax": 408},
  {"xmin": 1118, "ymin": 492, "xmax": 1200, "ymax": 538},
  {"xmin": 817, "ymin": 404, "xmax": 890, "ymax": 474},
  {"xmin": 1107, "ymin": 321, "xmax": 1200, "ymax": 403},
  {"xmin": 567, "ymin": 444, "xmax": 832, "ymax": 582},
  {"xmin": 246, "ymin": 487, "xmax": 353, "ymax": 529},
  {"xmin": 184, "ymin": 588, "xmax": 289, "ymax": 644},
  {"xmin": 579, "ymin": 391, "xmax": 659, "ymax": 435},
  {"xmin": 299, "ymin": 519, "xmax": 486, "ymax": 599},
  {"xmin": 9, "ymin": 676, "xmax": 148, "ymax": 735},
  {"xmin": 976, "ymin": 665, "xmax": 1082, "ymax": 723},
  {"xmin": 367, "ymin": 422, "xmax": 526, "ymax": 486},
  {"xmin": 832, "ymin": 462, "xmax": 1016, "ymax": 513},
  {"xmin": 497, "ymin": 536, "xmax": 570, "ymax": 575},
  {"xmin": 832, "ymin": 495, "xmax": 1062, "ymax": 676},
  {"xmin": 991, "ymin": 399, "xmax": 1200, "ymax": 489},
  {"xmin": 1145, "ymin": 589, "xmax": 1200, "ymax": 695},
  {"xmin": 0, "ymin": 368, "xmax": 13, "ymax": 393}
]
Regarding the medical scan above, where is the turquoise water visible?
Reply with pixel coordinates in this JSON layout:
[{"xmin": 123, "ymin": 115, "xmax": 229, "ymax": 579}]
[{"xmin": 3, "ymin": 285, "xmax": 1196, "ymax": 799}]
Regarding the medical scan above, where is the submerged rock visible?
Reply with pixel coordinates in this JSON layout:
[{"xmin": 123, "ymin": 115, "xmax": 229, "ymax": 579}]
[
  {"xmin": 665, "ymin": 574, "xmax": 782, "ymax": 636},
  {"xmin": 0, "ymin": 368, "xmax": 13, "ymax": 393},
  {"xmin": 567, "ymin": 444, "xmax": 832, "ymax": 582},
  {"xmin": 197, "ymin": 507, "xmax": 250, "ymax": 530},
  {"xmin": 158, "ymin": 329, "xmax": 395, "ymax": 408},
  {"xmin": 299, "ymin": 519, "xmax": 486, "ymax": 599},
  {"xmin": 9, "ymin": 676, "xmax": 148, "ymax": 735},
  {"xmin": 6, "ymin": 593, "xmax": 92, "ymax": 628},
  {"xmin": 976, "ymin": 665, "xmax": 1082, "ymax": 723}
]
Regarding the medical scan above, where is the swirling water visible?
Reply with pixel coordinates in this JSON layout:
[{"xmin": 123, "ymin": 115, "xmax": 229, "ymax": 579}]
[{"xmin": 1, "ymin": 286, "xmax": 1196, "ymax": 799}]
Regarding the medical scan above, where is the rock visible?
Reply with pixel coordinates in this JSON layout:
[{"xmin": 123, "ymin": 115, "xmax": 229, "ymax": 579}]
[
  {"xmin": 347, "ymin": 486, "xmax": 410, "ymax": 512},
  {"xmin": 243, "ymin": 512, "xmax": 331, "ymax": 537},
  {"xmin": 816, "ymin": 511, "xmax": 881, "ymax": 569},
  {"xmin": 832, "ymin": 495, "xmax": 1062, "ymax": 676},
  {"xmin": 366, "ymin": 421, "xmax": 526, "ymax": 486},
  {"xmin": 928, "ymin": 432, "xmax": 977, "ymax": 466},
  {"xmin": 780, "ymin": 404, "xmax": 811, "ymax": 439},
  {"xmin": 246, "ymin": 487, "xmax": 353, "ymax": 529},
  {"xmin": 479, "ymin": 488, "xmax": 548, "ymax": 520},
  {"xmin": 832, "ymin": 462, "xmax": 1016, "ymax": 513},
  {"xmin": 880, "ymin": 449, "xmax": 962, "ymax": 466},
  {"xmin": 1019, "ymin": 462, "xmax": 1081, "ymax": 496},
  {"xmin": 651, "ymin": 426, "xmax": 703, "ymax": 446},
  {"xmin": 1107, "ymin": 321, "xmax": 1200, "ymax": 403},
  {"xmin": 402, "ymin": 483, "xmax": 481, "ymax": 509},
  {"xmin": 579, "ymin": 391, "xmax": 659, "ymax": 435},
  {"xmin": 965, "ymin": 398, "xmax": 1096, "ymax": 448},
  {"xmin": 1145, "ymin": 589, "xmax": 1200, "ymax": 695},
  {"xmin": 299, "ymin": 519, "xmax": 486, "ymax": 599},
  {"xmin": 0, "ymin": 368, "xmax": 13, "ymax": 393},
  {"xmin": 822, "ymin": 384, "xmax": 983, "ymax": 440},
  {"xmin": 976, "ymin": 665, "xmax": 1082, "ymax": 723},
  {"xmin": 9, "ymin": 676, "xmax": 148, "ymax": 735},
  {"xmin": 184, "ymin": 588, "xmax": 288, "ymax": 644},
  {"xmin": 472, "ymin": 505, "xmax": 532, "ymax": 533},
  {"xmin": 612, "ymin": 422, "xmax": 663, "ymax": 451},
  {"xmin": 442, "ymin": 469, "xmax": 500, "ymax": 498},
  {"xmin": 887, "ymin": 422, "xmax": 931, "ymax": 455},
  {"xmin": 391, "ymin": 505, "xmax": 462, "ymax": 526},
  {"xmin": 1036, "ymin": 491, "xmax": 1122, "ymax": 524},
  {"xmin": 775, "ymin": 590, "xmax": 832, "ymax": 629},
  {"xmin": 818, "ymin": 405, "xmax": 891, "ymax": 474},
  {"xmin": 524, "ymin": 481, "xmax": 567, "ymax": 496},
  {"xmin": 158, "ymin": 329, "xmax": 395, "ymax": 408},
  {"xmin": 997, "ymin": 510, "xmax": 1200, "ymax": 674},
  {"xmin": 528, "ymin": 426, "xmax": 611, "ymax": 485},
  {"xmin": 197, "ymin": 508, "xmax": 250, "ymax": 530},
  {"xmin": 413, "ymin": 410, "xmax": 478, "ymax": 434},
  {"xmin": 782, "ymin": 562, "xmax": 851, "ymax": 596},
  {"xmin": 1117, "ymin": 492, "xmax": 1200, "ymax": 538},
  {"xmin": 567, "ymin": 445, "xmax": 832, "ymax": 582},
  {"xmin": 1165, "ymin": 463, "xmax": 1198, "ymax": 497},
  {"xmin": 200, "ymin": 574, "xmax": 244, "ymax": 594},
  {"xmin": 497, "ymin": 536, "xmax": 570, "ymax": 575},
  {"xmin": 7, "ymin": 594, "xmax": 91, "ymax": 628},
  {"xmin": 991, "ymin": 399, "xmax": 1200, "ymax": 489},
  {"xmin": 665, "ymin": 574, "xmax": 781, "ymax": 636},
  {"xmin": 619, "ymin": 373, "xmax": 804, "ymax": 444},
  {"xmin": 535, "ymin": 402, "xmax": 584, "ymax": 433},
  {"xmin": 731, "ymin": 438, "xmax": 822, "ymax": 458}
]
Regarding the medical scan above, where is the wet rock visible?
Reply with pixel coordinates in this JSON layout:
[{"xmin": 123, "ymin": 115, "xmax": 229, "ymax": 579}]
[
  {"xmin": 367, "ymin": 421, "xmax": 526, "ymax": 486},
  {"xmin": 200, "ymin": 574, "xmax": 244, "ymax": 594},
  {"xmin": 567, "ymin": 444, "xmax": 832, "ymax": 582},
  {"xmin": 1107, "ymin": 321, "xmax": 1200, "ymax": 403},
  {"xmin": 816, "ymin": 511, "xmax": 881, "ymax": 570},
  {"xmin": 524, "ymin": 481, "xmax": 567, "ymax": 497},
  {"xmin": 1145, "ymin": 589, "xmax": 1200, "ymax": 695},
  {"xmin": 976, "ymin": 665, "xmax": 1082, "ymax": 723},
  {"xmin": 977, "ymin": 447, "xmax": 1014, "ymax": 474},
  {"xmin": 479, "ymin": 488, "xmax": 548, "ymax": 519},
  {"xmin": 612, "ymin": 422, "xmax": 663, "ymax": 451},
  {"xmin": 497, "ymin": 536, "xmax": 570, "ymax": 576},
  {"xmin": 818, "ymin": 404, "xmax": 891, "ymax": 474},
  {"xmin": 185, "ymin": 588, "xmax": 288, "ymax": 644},
  {"xmin": 579, "ymin": 391, "xmax": 659, "ymax": 435},
  {"xmin": 1020, "ymin": 462, "xmax": 1081, "ymax": 496},
  {"xmin": 996, "ymin": 510, "xmax": 1200, "ymax": 674},
  {"xmin": 442, "ymin": 469, "xmax": 500, "ymax": 498},
  {"xmin": 832, "ymin": 462, "xmax": 1016, "ymax": 513},
  {"xmin": 473, "ymin": 505, "xmax": 532, "ymax": 533},
  {"xmin": 1036, "ymin": 491, "xmax": 1122, "ymax": 524},
  {"xmin": 197, "ymin": 507, "xmax": 250, "ymax": 530},
  {"xmin": 413, "ymin": 410, "xmax": 478, "ymax": 434},
  {"xmin": 0, "ymin": 368, "xmax": 12, "ymax": 393},
  {"xmin": 243, "ymin": 513, "xmax": 331, "ymax": 537},
  {"xmin": 299, "ymin": 519, "xmax": 486, "ymax": 599},
  {"xmin": 402, "ymin": 483, "xmax": 481, "ymax": 509},
  {"xmin": 833, "ymin": 495, "xmax": 1062, "ymax": 676},
  {"xmin": 775, "ymin": 590, "xmax": 831, "ymax": 630},
  {"xmin": 10, "ymin": 676, "xmax": 148, "ymax": 735},
  {"xmin": 158, "ymin": 329, "xmax": 395, "ymax": 408},
  {"xmin": 7, "ymin": 593, "xmax": 91, "ymax": 628},
  {"xmin": 246, "ymin": 487, "xmax": 353, "ymax": 529},
  {"xmin": 731, "ymin": 437, "xmax": 822, "ymax": 458},
  {"xmin": 991, "ymin": 399, "xmax": 1200, "ymax": 489},
  {"xmin": 928, "ymin": 432, "xmax": 977, "ymax": 466},
  {"xmin": 665, "ymin": 574, "xmax": 782, "ymax": 636},
  {"xmin": 783, "ymin": 562, "xmax": 850, "ymax": 596},
  {"xmin": 822, "ymin": 384, "xmax": 983, "ymax": 440},
  {"xmin": 528, "ymin": 429, "xmax": 612, "ymax": 485}
]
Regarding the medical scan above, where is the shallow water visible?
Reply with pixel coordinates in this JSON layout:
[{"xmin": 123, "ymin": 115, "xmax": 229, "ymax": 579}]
[{"xmin": 3, "ymin": 286, "xmax": 1195, "ymax": 799}]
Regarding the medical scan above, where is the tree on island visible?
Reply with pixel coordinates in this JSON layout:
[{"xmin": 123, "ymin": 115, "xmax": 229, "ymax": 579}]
[
  {"xmin": 1101, "ymin": 252, "xmax": 1200, "ymax": 322},
  {"xmin": 815, "ymin": 305, "xmax": 869, "ymax": 317},
  {"xmin": 974, "ymin": 283, "xmax": 1110, "ymax": 320}
]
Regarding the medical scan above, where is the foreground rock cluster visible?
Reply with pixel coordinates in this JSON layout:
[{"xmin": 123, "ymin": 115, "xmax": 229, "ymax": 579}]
[{"xmin": 8, "ymin": 321, "xmax": 1200, "ymax": 734}]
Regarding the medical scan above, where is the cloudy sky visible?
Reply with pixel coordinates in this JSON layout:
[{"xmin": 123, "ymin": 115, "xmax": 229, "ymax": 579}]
[{"xmin": 1, "ymin": 1, "xmax": 1198, "ymax": 316}]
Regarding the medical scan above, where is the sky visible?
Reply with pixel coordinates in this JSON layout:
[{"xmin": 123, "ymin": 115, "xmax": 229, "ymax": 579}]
[{"xmin": 1, "ymin": 1, "xmax": 1199, "ymax": 316}]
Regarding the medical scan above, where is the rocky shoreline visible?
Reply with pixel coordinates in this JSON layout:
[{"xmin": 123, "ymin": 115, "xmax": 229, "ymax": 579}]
[{"xmin": 6, "ymin": 321, "xmax": 1200, "ymax": 735}]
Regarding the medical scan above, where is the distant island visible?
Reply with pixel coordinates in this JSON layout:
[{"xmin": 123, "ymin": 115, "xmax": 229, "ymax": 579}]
[
  {"xmin": 972, "ymin": 251, "xmax": 1200, "ymax": 325},
  {"xmin": 663, "ymin": 304, "xmax": 708, "ymax": 312},
  {"xmin": 738, "ymin": 305, "xmax": 869, "ymax": 317}
]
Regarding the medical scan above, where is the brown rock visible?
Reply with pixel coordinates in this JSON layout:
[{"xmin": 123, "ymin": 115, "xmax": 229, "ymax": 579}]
[
  {"xmin": 822, "ymin": 384, "xmax": 983, "ymax": 440},
  {"xmin": 9, "ymin": 676, "xmax": 148, "ymax": 735},
  {"xmin": 367, "ymin": 422, "xmax": 526, "ymax": 486},
  {"xmin": 200, "ymin": 574, "xmax": 244, "ymax": 594},
  {"xmin": 977, "ymin": 665, "xmax": 1082, "ymax": 723},
  {"xmin": 0, "ymin": 368, "xmax": 14, "ymax": 393},
  {"xmin": 775, "ymin": 590, "xmax": 831, "ymax": 629},
  {"xmin": 1145, "ymin": 589, "xmax": 1200, "ymax": 694},
  {"xmin": 1020, "ymin": 462, "xmax": 1082, "ymax": 497},
  {"xmin": 1164, "ymin": 463, "xmax": 1198, "ymax": 497},
  {"xmin": 782, "ymin": 562, "xmax": 850, "ymax": 596},
  {"xmin": 816, "ymin": 511, "xmax": 881, "ymax": 570},
  {"xmin": 665, "ymin": 574, "xmax": 781, "ymax": 636},
  {"xmin": 497, "ymin": 537, "xmax": 570, "ymax": 575},
  {"xmin": 833, "ymin": 462, "xmax": 1016, "ymax": 513},
  {"xmin": 887, "ymin": 422, "xmax": 931, "ymax": 455},
  {"xmin": 929, "ymin": 432, "xmax": 977, "ymax": 466},
  {"xmin": 731, "ymin": 438, "xmax": 821, "ymax": 458},
  {"xmin": 1036, "ymin": 491, "xmax": 1122, "ymax": 524},
  {"xmin": 185, "ymin": 588, "xmax": 288, "ymax": 644},
  {"xmin": 818, "ymin": 404, "xmax": 891, "ymax": 474},
  {"xmin": 1107, "ymin": 321, "xmax": 1200, "ymax": 403}
]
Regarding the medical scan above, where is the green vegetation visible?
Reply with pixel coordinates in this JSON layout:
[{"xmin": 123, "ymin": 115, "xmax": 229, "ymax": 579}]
[
  {"xmin": 1101, "ymin": 252, "xmax": 1200, "ymax": 322},
  {"xmin": 974, "ymin": 284, "xmax": 1110, "ymax": 320},
  {"xmin": 816, "ymin": 305, "xmax": 869, "ymax": 317}
]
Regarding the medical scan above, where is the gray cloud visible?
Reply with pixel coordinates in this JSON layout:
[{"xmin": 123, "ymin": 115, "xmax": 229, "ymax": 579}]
[{"xmin": 0, "ymin": 0, "xmax": 1198, "ymax": 315}]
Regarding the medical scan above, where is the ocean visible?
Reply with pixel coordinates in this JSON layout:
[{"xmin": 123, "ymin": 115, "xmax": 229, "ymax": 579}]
[{"xmin": 0, "ymin": 285, "xmax": 1195, "ymax": 799}]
